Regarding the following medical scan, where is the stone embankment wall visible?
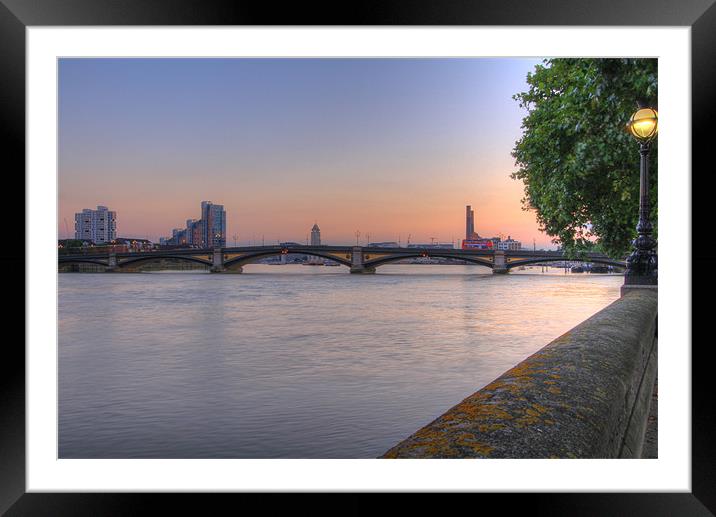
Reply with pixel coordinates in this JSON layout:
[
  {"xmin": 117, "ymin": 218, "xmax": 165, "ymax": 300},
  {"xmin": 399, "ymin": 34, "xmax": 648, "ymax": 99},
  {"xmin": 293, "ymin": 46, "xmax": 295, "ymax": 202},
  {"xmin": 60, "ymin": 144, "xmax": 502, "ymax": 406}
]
[
  {"xmin": 59, "ymin": 259, "xmax": 210, "ymax": 272},
  {"xmin": 383, "ymin": 289, "xmax": 658, "ymax": 458}
]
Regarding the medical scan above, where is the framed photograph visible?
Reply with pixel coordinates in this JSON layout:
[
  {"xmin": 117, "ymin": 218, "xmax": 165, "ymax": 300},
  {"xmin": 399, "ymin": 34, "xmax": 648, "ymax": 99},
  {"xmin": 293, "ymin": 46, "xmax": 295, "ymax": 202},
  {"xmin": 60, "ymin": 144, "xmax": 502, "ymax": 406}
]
[{"xmin": 4, "ymin": 0, "xmax": 712, "ymax": 513}]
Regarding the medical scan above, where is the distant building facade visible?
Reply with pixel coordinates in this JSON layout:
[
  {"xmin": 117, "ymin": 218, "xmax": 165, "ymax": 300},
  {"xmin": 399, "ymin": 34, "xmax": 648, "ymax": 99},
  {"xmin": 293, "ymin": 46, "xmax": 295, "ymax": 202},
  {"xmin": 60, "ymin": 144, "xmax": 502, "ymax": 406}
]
[
  {"xmin": 184, "ymin": 219, "xmax": 196, "ymax": 246},
  {"xmin": 201, "ymin": 201, "xmax": 226, "ymax": 248},
  {"xmin": 161, "ymin": 201, "xmax": 226, "ymax": 247},
  {"xmin": 408, "ymin": 243, "xmax": 454, "ymax": 249},
  {"xmin": 190, "ymin": 220, "xmax": 202, "ymax": 247},
  {"xmin": 115, "ymin": 237, "xmax": 154, "ymax": 251},
  {"xmin": 310, "ymin": 223, "xmax": 321, "ymax": 246},
  {"xmin": 496, "ymin": 236, "xmax": 522, "ymax": 251},
  {"xmin": 466, "ymin": 205, "xmax": 479, "ymax": 240},
  {"xmin": 74, "ymin": 205, "xmax": 117, "ymax": 244},
  {"xmin": 464, "ymin": 204, "xmax": 521, "ymax": 251}
]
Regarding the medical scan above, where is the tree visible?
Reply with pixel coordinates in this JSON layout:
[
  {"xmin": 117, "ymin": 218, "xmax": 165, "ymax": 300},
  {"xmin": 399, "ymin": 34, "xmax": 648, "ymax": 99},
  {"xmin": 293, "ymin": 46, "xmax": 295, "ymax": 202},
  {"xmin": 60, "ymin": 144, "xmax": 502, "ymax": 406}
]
[
  {"xmin": 58, "ymin": 239, "xmax": 84, "ymax": 249},
  {"xmin": 512, "ymin": 58, "xmax": 657, "ymax": 258}
]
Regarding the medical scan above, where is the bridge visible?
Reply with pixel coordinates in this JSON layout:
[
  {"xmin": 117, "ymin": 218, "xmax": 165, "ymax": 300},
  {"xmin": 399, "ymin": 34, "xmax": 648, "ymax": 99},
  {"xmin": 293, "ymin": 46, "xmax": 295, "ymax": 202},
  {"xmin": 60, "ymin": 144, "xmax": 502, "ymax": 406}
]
[{"xmin": 58, "ymin": 245, "xmax": 626, "ymax": 274}]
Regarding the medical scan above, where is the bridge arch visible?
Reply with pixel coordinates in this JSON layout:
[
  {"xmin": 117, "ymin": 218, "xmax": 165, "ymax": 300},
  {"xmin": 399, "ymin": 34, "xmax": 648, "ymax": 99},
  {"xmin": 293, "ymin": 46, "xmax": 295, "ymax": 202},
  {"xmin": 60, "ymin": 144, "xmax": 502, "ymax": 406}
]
[
  {"xmin": 505, "ymin": 257, "xmax": 625, "ymax": 269},
  {"xmin": 224, "ymin": 249, "xmax": 352, "ymax": 268},
  {"xmin": 117, "ymin": 255, "xmax": 212, "ymax": 269},
  {"xmin": 365, "ymin": 253, "xmax": 494, "ymax": 270}
]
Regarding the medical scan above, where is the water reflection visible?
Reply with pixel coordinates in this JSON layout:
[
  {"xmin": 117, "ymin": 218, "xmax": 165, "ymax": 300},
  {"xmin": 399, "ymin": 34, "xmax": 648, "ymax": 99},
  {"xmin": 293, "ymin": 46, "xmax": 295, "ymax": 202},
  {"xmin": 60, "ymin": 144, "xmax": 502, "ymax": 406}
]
[{"xmin": 59, "ymin": 264, "xmax": 622, "ymax": 458}]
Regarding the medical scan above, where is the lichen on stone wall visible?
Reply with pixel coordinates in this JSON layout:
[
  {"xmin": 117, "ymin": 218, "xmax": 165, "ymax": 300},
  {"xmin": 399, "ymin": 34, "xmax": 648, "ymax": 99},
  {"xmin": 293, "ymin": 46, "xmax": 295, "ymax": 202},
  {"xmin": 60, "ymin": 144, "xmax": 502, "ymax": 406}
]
[{"xmin": 381, "ymin": 290, "xmax": 658, "ymax": 459}]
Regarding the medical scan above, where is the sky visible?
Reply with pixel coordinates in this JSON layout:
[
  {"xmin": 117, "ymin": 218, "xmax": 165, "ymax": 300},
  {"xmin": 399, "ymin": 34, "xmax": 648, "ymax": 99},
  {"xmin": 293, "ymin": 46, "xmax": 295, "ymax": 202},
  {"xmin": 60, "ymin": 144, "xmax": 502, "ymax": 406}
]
[{"xmin": 58, "ymin": 57, "xmax": 554, "ymax": 248}]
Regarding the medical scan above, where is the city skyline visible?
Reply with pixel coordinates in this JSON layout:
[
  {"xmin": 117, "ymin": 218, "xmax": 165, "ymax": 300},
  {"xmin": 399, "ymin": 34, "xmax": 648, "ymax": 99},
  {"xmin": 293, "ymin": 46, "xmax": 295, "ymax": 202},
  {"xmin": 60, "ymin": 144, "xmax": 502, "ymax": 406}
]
[
  {"xmin": 59, "ymin": 57, "xmax": 556, "ymax": 248},
  {"xmin": 65, "ymin": 201, "xmax": 533, "ymax": 249}
]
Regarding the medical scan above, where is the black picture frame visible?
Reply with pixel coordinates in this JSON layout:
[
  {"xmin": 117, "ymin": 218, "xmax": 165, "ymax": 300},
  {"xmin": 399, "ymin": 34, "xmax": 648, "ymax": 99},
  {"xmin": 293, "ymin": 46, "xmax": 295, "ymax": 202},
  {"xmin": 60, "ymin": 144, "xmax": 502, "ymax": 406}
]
[{"xmin": 3, "ymin": 0, "xmax": 713, "ymax": 514}]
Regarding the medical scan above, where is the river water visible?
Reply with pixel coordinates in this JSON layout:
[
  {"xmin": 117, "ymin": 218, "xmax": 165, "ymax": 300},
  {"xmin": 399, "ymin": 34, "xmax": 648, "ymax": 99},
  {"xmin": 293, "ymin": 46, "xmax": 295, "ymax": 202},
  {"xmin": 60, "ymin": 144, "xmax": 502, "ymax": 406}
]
[{"xmin": 58, "ymin": 264, "xmax": 622, "ymax": 458}]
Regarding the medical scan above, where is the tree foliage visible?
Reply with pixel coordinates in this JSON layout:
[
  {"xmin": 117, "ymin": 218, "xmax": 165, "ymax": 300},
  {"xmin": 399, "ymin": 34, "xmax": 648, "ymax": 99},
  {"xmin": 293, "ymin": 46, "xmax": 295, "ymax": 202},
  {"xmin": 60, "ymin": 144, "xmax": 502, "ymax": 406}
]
[{"xmin": 512, "ymin": 58, "xmax": 657, "ymax": 258}]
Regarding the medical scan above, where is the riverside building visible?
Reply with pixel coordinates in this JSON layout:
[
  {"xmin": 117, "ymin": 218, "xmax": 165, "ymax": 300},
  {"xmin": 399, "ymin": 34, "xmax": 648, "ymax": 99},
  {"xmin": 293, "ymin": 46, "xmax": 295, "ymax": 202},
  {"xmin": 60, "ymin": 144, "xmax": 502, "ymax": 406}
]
[
  {"xmin": 201, "ymin": 201, "xmax": 226, "ymax": 248},
  {"xmin": 161, "ymin": 201, "xmax": 226, "ymax": 247},
  {"xmin": 496, "ymin": 236, "xmax": 522, "ymax": 251},
  {"xmin": 74, "ymin": 205, "xmax": 117, "ymax": 244}
]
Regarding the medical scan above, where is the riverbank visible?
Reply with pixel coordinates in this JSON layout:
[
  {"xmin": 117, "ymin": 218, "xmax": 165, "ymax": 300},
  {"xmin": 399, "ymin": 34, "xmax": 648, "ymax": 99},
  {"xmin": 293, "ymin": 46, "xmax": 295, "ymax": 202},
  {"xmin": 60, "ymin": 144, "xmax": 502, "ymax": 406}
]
[
  {"xmin": 642, "ymin": 373, "xmax": 658, "ymax": 458},
  {"xmin": 383, "ymin": 289, "xmax": 658, "ymax": 459}
]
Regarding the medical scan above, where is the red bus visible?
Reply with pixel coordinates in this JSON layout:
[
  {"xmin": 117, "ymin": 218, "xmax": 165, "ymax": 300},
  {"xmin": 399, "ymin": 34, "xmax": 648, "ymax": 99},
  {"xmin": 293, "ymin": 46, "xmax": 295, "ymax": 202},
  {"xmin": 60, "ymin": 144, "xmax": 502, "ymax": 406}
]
[{"xmin": 462, "ymin": 239, "xmax": 494, "ymax": 250}]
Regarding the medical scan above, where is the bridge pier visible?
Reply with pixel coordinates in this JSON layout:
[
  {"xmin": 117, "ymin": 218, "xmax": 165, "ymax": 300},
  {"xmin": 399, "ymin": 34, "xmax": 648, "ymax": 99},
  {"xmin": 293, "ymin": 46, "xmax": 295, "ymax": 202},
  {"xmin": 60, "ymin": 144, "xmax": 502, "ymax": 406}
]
[
  {"xmin": 350, "ymin": 266, "xmax": 375, "ymax": 274},
  {"xmin": 106, "ymin": 253, "xmax": 118, "ymax": 272},
  {"xmin": 210, "ymin": 247, "xmax": 225, "ymax": 273},
  {"xmin": 492, "ymin": 250, "xmax": 509, "ymax": 274},
  {"xmin": 350, "ymin": 246, "xmax": 375, "ymax": 274}
]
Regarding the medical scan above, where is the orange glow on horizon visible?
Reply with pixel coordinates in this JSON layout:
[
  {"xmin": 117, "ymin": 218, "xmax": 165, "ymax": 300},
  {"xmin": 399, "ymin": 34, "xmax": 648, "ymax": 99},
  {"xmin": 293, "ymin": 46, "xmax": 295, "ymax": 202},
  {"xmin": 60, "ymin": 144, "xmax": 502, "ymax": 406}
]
[{"xmin": 59, "ymin": 161, "xmax": 552, "ymax": 248}]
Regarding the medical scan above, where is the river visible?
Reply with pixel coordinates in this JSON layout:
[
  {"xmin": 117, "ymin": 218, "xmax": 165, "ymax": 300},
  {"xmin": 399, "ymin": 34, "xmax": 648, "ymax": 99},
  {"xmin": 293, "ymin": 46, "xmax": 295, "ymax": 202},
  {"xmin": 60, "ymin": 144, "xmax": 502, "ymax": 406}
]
[{"xmin": 58, "ymin": 264, "xmax": 622, "ymax": 458}]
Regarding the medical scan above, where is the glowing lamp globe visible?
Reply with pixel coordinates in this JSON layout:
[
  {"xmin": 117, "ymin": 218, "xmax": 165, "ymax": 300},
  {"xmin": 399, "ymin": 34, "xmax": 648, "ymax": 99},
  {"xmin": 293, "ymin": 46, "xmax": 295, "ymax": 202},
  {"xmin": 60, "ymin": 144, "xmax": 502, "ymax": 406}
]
[{"xmin": 627, "ymin": 107, "xmax": 658, "ymax": 142}]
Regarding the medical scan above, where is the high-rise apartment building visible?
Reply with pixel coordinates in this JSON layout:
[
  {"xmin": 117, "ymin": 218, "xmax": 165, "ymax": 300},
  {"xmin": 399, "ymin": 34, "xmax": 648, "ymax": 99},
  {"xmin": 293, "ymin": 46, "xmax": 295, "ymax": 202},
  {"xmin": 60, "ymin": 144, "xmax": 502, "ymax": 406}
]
[
  {"xmin": 310, "ymin": 223, "xmax": 321, "ymax": 246},
  {"xmin": 188, "ymin": 219, "xmax": 202, "ymax": 247},
  {"xmin": 201, "ymin": 201, "xmax": 226, "ymax": 248},
  {"xmin": 185, "ymin": 219, "xmax": 202, "ymax": 246},
  {"xmin": 160, "ymin": 201, "xmax": 227, "ymax": 248},
  {"xmin": 74, "ymin": 205, "xmax": 117, "ymax": 243}
]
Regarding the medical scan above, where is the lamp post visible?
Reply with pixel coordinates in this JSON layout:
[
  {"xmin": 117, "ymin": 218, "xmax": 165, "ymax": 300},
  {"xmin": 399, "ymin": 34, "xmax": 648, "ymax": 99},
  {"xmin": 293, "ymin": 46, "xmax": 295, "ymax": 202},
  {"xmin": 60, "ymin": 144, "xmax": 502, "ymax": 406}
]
[{"xmin": 624, "ymin": 102, "xmax": 658, "ymax": 286}]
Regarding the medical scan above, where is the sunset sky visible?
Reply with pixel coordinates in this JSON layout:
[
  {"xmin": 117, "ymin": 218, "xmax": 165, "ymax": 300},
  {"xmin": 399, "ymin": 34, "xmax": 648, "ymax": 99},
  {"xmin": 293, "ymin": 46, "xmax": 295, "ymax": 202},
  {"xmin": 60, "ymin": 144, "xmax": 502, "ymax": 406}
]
[{"xmin": 58, "ymin": 57, "xmax": 554, "ymax": 248}]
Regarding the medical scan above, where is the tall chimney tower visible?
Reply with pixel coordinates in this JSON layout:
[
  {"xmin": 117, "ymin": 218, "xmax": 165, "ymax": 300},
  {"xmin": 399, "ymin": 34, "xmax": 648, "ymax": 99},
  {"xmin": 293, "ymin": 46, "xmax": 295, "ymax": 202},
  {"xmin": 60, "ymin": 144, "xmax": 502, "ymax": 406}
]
[{"xmin": 466, "ymin": 205, "xmax": 475, "ymax": 240}]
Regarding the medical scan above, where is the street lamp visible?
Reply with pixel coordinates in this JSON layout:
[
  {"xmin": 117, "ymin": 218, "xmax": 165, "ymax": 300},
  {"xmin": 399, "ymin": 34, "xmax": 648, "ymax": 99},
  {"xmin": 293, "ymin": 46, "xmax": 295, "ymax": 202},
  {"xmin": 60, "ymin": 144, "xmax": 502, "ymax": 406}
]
[{"xmin": 624, "ymin": 102, "xmax": 658, "ymax": 285}]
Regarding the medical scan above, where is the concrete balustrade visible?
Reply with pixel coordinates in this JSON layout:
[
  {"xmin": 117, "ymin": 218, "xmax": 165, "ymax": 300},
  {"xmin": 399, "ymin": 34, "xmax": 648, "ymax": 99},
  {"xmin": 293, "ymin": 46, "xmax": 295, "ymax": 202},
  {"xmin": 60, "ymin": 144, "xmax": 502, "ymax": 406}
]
[{"xmin": 382, "ymin": 289, "xmax": 658, "ymax": 458}]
